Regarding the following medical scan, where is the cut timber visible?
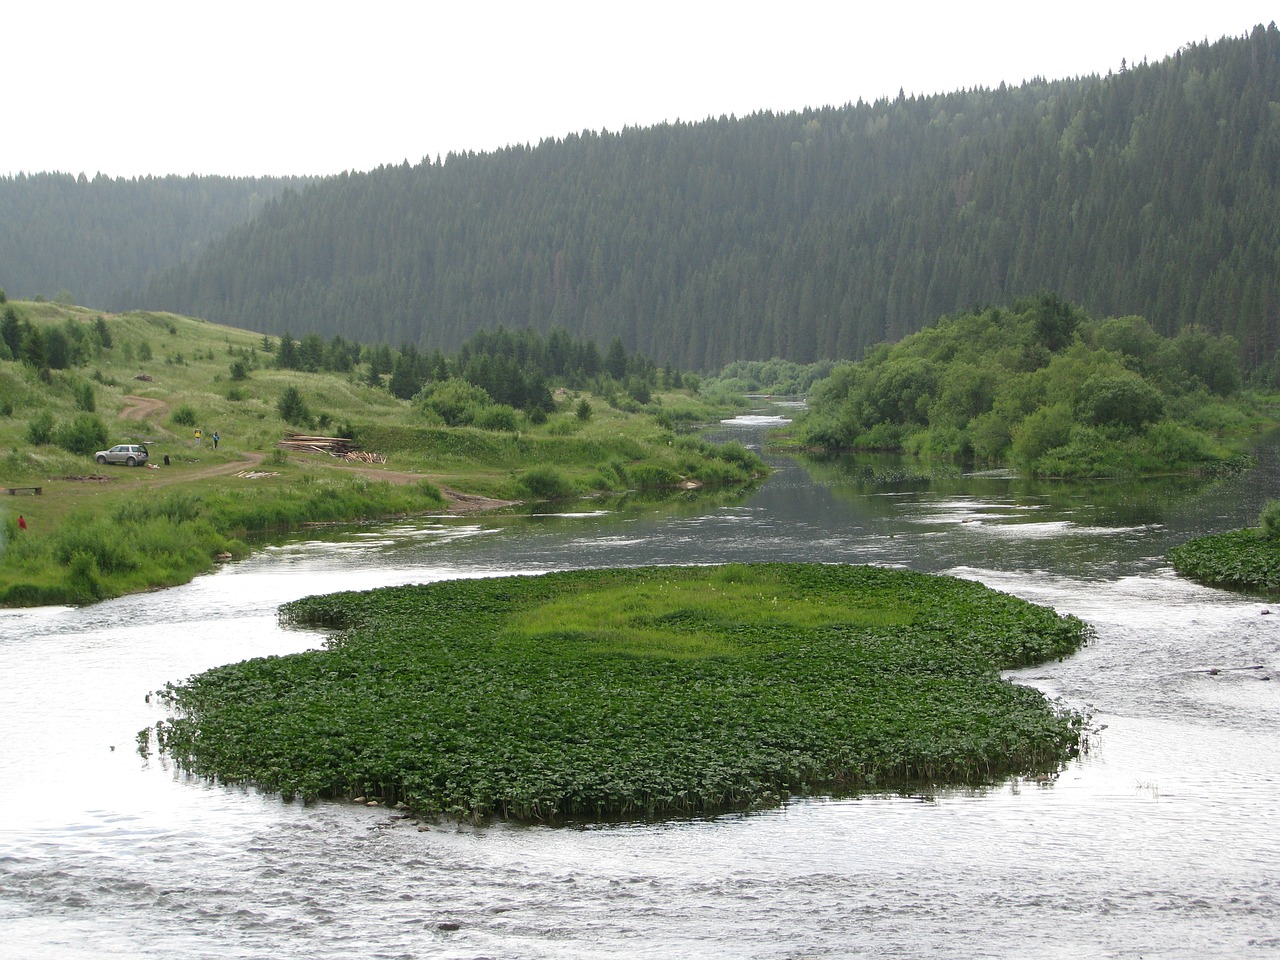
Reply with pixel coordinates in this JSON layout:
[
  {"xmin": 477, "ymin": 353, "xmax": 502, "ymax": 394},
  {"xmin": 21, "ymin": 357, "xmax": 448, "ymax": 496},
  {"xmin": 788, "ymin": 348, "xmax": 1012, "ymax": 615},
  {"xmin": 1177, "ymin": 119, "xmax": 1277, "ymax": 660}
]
[{"xmin": 277, "ymin": 434, "xmax": 385, "ymax": 463}]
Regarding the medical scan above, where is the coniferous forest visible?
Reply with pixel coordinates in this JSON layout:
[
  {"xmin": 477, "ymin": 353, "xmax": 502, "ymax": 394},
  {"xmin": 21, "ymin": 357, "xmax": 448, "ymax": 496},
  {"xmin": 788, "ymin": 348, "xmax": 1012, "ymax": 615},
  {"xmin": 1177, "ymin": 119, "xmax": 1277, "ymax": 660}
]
[
  {"xmin": 1, "ymin": 25, "xmax": 1277, "ymax": 374},
  {"xmin": 0, "ymin": 174, "xmax": 313, "ymax": 308}
]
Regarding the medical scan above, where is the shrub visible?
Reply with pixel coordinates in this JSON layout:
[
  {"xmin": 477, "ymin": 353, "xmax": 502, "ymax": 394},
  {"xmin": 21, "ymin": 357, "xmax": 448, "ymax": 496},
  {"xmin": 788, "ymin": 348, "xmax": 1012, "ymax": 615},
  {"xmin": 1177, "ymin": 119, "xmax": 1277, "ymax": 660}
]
[
  {"xmin": 53, "ymin": 414, "xmax": 109, "ymax": 456},
  {"xmin": 74, "ymin": 381, "xmax": 95, "ymax": 412},
  {"xmin": 1011, "ymin": 402, "xmax": 1073, "ymax": 466},
  {"xmin": 473, "ymin": 404, "xmax": 519, "ymax": 432},
  {"xmin": 519, "ymin": 466, "xmax": 575, "ymax": 500},
  {"xmin": 630, "ymin": 464, "xmax": 681, "ymax": 490},
  {"xmin": 1261, "ymin": 501, "xmax": 1280, "ymax": 541},
  {"xmin": 1077, "ymin": 373, "xmax": 1164, "ymax": 433},
  {"xmin": 414, "ymin": 379, "xmax": 491, "ymax": 426},
  {"xmin": 26, "ymin": 410, "xmax": 55, "ymax": 445},
  {"xmin": 170, "ymin": 404, "xmax": 198, "ymax": 427}
]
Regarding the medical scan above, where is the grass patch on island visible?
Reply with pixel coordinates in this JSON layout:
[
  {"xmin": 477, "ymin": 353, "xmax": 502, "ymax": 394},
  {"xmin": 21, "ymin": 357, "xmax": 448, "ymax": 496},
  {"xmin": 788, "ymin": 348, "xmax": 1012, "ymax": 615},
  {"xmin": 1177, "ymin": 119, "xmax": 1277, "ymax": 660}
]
[{"xmin": 149, "ymin": 563, "xmax": 1091, "ymax": 823}]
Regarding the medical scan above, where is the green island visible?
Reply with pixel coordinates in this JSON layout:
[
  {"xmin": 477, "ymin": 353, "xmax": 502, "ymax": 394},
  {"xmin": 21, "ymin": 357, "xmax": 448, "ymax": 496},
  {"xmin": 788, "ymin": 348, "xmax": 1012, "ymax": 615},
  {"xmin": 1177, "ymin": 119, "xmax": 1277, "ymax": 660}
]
[
  {"xmin": 0, "ymin": 300, "xmax": 764, "ymax": 606},
  {"xmin": 1170, "ymin": 501, "xmax": 1280, "ymax": 594},
  {"xmin": 148, "ymin": 563, "xmax": 1092, "ymax": 822}
]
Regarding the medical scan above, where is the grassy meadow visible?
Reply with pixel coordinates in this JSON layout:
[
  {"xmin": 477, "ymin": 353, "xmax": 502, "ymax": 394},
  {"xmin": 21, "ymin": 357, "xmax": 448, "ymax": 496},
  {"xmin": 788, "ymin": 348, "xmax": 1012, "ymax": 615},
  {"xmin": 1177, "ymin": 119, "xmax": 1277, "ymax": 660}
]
[
  {"xmin": 0, "ymin": 303, "xmax": 763, "ymax": 605},
  {"xmin": 150, "ymin": 563, "xmax": 1092, "ymax": 822}
]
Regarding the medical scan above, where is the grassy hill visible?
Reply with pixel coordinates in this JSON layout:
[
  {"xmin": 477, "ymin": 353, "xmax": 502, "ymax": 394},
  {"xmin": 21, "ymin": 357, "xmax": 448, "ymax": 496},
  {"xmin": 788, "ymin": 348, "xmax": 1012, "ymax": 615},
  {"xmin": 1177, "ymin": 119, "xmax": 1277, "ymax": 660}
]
[{"xmin": 0, "ymin": 303, "xmax": 763, "ymax": 606}]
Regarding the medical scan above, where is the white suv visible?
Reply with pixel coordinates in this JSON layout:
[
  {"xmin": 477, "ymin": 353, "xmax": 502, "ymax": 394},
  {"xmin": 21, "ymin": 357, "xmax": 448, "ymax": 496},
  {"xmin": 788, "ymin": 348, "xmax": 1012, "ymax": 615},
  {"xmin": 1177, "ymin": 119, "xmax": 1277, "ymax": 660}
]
[{"xmin": 95, "ymin": 444, "xmax": 149, "ymax": 466}]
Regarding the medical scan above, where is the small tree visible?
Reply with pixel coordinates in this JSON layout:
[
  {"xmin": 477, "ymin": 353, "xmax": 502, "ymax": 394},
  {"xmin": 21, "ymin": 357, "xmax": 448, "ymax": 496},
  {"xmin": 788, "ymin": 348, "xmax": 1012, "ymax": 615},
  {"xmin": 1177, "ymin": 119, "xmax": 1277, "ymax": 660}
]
[
  {"xmin": 277, "ymin": 385, "xmax": 312, "ymax": 426},
  {"xmin": 26, "ymin": 410, "xmax": 55, "ymax": 445}
]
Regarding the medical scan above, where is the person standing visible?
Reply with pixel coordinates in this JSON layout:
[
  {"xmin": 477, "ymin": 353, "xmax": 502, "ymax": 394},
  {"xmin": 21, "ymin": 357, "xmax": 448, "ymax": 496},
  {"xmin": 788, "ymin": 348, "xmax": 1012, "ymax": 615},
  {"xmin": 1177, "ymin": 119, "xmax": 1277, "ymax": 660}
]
[
  {"xmin": 195, "ymin": 428, "xmax": 202, "ymax": 445},
  {"xmin": 17, "ymin": 515, "xmax": 26, "ymax": 530},
  {"xmin": 213, "ymin": 431, "xmax": 219, "ymax": 449}
]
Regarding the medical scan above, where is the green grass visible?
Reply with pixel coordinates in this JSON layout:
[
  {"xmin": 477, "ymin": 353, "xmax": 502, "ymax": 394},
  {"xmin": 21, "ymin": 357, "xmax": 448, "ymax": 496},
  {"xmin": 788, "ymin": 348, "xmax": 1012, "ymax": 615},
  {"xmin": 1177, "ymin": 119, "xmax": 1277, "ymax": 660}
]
[
  {"xmin": 150, "ymin": 563, "xmax": 1092, "ymax": 823},
  {"xmin": 0, "ymin": 302, "xmax": 763, "ymax": 604}
]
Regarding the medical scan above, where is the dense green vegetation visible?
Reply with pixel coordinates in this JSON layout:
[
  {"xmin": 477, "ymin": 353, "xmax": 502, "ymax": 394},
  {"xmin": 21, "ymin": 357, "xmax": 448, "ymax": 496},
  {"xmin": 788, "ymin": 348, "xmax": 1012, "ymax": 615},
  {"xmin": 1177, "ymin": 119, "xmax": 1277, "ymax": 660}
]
[
  {"xmin": 796, "ymin": 294, "xmax": 1256, "ymax": 477},
  {"xmin": 6, "ymin": 26, "xmax": 1245, "ymax": 374},
  {"xmin": 0, "ymin": 173, "xmax": 314, "ymax": 307},
  {"xmin": 149, "ymin": 564, "xmax": 1091, "ymax": 822},
  {"xmin": 0, "ymin": 301, "xmax": 762, "ymax": 606},
  {"xmin": 1170, "ymin": 500, "xmax": 1280, "ymax": 593}
]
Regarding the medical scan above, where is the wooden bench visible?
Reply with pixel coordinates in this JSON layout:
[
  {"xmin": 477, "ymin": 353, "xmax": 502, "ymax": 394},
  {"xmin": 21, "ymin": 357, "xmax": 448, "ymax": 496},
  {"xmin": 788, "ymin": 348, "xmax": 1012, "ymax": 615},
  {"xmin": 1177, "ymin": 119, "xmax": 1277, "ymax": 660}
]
[{"xmin": 5, "ymin": 487, "xmax": 42, "ymax": 495}]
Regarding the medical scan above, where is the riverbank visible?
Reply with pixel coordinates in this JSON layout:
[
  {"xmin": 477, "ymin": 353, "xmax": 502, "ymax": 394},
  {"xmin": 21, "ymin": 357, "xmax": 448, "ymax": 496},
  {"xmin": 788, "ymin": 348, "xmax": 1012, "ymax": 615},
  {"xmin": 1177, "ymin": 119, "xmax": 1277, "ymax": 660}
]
[{"xmin": 0, "ymin": 304, "xmax": 764, "ymax": 606}]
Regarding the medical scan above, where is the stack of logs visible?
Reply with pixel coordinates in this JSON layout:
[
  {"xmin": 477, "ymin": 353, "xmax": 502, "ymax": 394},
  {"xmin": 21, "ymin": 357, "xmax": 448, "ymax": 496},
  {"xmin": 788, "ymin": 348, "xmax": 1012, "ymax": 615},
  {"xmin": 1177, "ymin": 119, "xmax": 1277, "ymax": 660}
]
[{"xmin": 277, "ymin": 434, "xmax": 387, "ymax": 464}]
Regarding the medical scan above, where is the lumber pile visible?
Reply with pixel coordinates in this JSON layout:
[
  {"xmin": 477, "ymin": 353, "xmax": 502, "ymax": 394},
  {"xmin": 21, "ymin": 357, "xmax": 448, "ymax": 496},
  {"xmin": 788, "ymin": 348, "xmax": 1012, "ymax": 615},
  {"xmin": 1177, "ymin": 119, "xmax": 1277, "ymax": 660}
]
[
  {"xmin": 278, "ymin": 434, "xmax": 358, "ymax": 454},
  {"xmin": 277, "ymin": 434, "xmax": 386, "ymax": 463}
]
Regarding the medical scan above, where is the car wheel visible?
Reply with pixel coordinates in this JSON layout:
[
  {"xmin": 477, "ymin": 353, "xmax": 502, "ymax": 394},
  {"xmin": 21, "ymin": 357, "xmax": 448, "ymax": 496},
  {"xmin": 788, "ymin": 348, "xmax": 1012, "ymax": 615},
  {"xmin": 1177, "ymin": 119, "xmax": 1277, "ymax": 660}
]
[
  {"xmin": 126, "ymin": 457, "xmax": 137, "ymax": 466},
  {"xmin": 96, "ymin": 455, "xmax": 107, "ymax": 464}
]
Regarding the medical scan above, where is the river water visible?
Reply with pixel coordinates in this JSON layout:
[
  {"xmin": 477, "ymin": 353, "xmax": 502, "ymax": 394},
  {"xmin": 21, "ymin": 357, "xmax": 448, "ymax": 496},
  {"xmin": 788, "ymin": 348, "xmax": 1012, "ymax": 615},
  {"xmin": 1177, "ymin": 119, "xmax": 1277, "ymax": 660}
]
[{"xmin": 1, "ymin": 407, "xmax": 1278, "ymax": 959}]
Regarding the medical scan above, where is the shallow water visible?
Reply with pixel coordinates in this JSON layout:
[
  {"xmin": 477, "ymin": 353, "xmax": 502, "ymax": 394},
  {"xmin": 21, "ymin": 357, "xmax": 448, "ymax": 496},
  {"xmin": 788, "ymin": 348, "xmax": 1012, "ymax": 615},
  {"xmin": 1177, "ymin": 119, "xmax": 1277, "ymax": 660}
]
[{"xmin": 2, "ymin": 411, "xmax": 1278, "ymax": 958}]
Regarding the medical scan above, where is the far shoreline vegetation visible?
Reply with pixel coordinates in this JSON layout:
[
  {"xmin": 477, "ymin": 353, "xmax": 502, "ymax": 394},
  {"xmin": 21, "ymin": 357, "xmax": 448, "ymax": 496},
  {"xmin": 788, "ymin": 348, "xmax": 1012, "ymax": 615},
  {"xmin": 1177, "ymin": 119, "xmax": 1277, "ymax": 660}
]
[
  {"xmin": 0, "ymin": 297, "xmax": 765, "ymax": 607},
  {"xmin": 1170, "ymin": 500, "xmax": 1280, "ymax": 595},
  {"xmin": 147, "ymin": 563, "xmax": 1093, "ymax": 823},
  {"xmin": 3, "ymin": 290, "xmax": 1278, "ymax": 607},
  {"xmin": 787, "ymin": 293, "xmax": 1267, "ymax": 479}
]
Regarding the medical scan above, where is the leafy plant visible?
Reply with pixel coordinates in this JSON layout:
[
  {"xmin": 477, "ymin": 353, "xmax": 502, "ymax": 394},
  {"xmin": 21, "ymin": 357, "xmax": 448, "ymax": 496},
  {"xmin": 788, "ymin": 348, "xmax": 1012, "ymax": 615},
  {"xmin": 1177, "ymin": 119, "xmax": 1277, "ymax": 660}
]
[{"xmin": 153, "ymin": 564, "xmax": 1091, "ymax": 822}]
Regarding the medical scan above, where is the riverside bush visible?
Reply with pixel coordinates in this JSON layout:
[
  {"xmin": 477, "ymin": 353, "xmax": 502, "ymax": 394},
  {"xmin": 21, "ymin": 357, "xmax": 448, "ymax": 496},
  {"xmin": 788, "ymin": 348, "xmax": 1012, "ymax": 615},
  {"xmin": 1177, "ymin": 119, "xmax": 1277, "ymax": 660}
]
[
  {"xmin": 519, "ymin": 466, "xmax": 575, "ymax": 500},
  {"xmin": 153, "ymin": 564, "xmax": 1091, "ymax": 822}
]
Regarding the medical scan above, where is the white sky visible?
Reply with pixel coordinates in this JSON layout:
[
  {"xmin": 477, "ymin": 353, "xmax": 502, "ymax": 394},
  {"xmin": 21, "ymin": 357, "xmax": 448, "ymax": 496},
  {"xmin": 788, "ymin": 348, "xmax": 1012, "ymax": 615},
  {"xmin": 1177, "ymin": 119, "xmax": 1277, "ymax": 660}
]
[{"xmin": 4, "ymin": 1, "xmax": 1275, "ymax": 179}]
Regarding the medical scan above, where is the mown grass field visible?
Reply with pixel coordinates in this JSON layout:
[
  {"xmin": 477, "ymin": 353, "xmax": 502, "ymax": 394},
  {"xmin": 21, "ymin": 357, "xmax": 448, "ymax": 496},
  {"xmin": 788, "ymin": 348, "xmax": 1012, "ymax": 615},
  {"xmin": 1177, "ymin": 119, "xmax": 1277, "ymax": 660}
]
[{"xmin": 150, "ymin": 563, "xmax": 1092, "ymax": 823}]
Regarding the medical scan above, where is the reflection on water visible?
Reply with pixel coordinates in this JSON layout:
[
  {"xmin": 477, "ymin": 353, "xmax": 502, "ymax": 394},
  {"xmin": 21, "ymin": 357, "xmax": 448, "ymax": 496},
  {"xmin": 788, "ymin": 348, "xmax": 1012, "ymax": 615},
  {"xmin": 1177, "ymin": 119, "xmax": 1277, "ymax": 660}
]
[{"xmin": 1, "ymin": 411, "xmax": 1279, "ymax": 958}]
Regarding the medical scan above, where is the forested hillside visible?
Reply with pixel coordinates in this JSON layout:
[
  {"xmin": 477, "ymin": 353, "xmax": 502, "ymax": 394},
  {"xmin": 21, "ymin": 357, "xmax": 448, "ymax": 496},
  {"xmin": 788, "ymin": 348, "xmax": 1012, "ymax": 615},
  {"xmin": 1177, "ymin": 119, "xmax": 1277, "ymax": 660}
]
[
  {"xmin": 6, "ymin": 26, "xmax": 1278, "ymax": 375},
  {"xmin": 133, "ymin": 25, "xmax": 1279, "ymax": 372},
  {"xmin": 0, "ymin": 173, "xmax": 315, "ymax": 307}
]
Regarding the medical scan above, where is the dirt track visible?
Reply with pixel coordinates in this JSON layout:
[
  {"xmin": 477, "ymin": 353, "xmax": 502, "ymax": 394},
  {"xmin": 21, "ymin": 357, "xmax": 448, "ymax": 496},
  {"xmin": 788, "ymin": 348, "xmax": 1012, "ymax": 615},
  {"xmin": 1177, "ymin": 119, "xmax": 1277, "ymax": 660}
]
[{"xmin": 120, "ymin": 395, "xmax": 167, "ymax": 422}]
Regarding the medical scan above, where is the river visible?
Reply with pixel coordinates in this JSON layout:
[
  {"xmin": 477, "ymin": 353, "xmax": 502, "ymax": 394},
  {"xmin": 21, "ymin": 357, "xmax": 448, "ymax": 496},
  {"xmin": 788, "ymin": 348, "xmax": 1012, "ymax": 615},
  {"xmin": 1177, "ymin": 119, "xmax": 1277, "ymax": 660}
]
[{"xmin": 1, "ymin": 407, "xmax": 1278, "ymax": 959}]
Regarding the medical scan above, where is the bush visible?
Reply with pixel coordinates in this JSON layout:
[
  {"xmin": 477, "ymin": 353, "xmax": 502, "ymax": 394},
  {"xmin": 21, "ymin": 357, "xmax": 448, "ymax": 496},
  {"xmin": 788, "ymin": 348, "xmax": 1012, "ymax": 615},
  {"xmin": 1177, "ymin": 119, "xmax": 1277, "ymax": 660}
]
[
  {"xmin": 74, "ymin": 381, "xmax": 95, "ymax": 412},
  {"xmin": 414, "ymin": 379, "xmax": 491, "ymax": 427},
  {"xmin": 519, "ymin": 466, "xmax": 575, "ymax": 500},
  {"xmin": 1011, "ymin": 402, "xmax": 1073, "ymax": 466},
  {"xmin": 53, "ymin": 414, "xmax": 109, "ymax": 456},
  {"xmin": 170, "ymin": 404, "xmax": 198, "ymax": 427},
  {"xmin": 26, "ymin": 410, "xmax": 55, "ymax": 445},
  {"xmin": 1077, "ymin": 373, "xmax": 1164, "ymax": 433},
  {"xmin": 630, "ymin": 464, "xmax": 681, "ymax": 490},
  {"xmin": 473, "ymin": 404, "xmax": 519, "ymax": 432},
  {"xmin": 1260, "ymin": 501, "xmax": 1280, "ymax": 541}
]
